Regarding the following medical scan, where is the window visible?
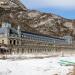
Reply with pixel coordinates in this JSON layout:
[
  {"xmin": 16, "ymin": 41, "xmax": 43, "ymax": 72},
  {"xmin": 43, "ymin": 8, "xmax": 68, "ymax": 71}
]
[
  {"xmin": 10, "ymin": 40, "xmax": 12, "ymax": 45},
  {"xmin": 13, "ymin": 40, "xmax": 16, "ymax": 45},
  {"xmin": 17, "ymin": 41, "xmax": 20, "ymax": 45},
  {"xmin": 22, "ymin": 49, "xmax": 24, "ymax": 53},
  {"xmin": 17, "ymin": 48, "xmax": 19, "ymax": 53},
  {"xmin": 2, "ymin": 40, "xmax": 4, "ymax": 44}
]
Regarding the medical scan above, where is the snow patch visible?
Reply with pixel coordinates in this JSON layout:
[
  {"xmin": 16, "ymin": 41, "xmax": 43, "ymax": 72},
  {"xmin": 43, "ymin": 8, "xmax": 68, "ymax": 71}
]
[{"xmin": 0, "ymin": 57, "xmax": 74, "ymax": 75}]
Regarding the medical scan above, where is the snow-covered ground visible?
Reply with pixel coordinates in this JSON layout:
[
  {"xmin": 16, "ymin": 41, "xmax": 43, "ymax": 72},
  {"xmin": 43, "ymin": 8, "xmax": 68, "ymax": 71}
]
[{"xmin": 0, "ymin": 56, "xmax": 74, "ymax": 75}]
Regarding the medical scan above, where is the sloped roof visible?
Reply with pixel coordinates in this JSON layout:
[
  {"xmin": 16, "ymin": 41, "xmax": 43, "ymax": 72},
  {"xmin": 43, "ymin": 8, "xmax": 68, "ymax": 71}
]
[
  {"xmin": 0, "ymin": 27, "xmax": 18, "ymax": 35},
  {"xmin": 0, "ymin": 27, "xmax": 8, "ymax": 34},
  {"xmin": 22, "ymin": 31, "xmax": 64, "ymax": 40}
]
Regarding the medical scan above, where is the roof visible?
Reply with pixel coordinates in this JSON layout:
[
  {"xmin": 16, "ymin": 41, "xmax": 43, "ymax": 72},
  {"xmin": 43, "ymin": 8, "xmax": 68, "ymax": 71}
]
[
  {"xmin": 0, "ymin": 27, "xmax": 18, "ymax": 35},
  {"xmin": 21, "ymin": 31, "xmax": 65, "ymax": 40},
  {"xmin": 0, "ymin": 27, "xmax": 8, "ymax": 34},
  {"xmin": 0, "ymin": 26, "xmax": 65, "ymax": 41}
]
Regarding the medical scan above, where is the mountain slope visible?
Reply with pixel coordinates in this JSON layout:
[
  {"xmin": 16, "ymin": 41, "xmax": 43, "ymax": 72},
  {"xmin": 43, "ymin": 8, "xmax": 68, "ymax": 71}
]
[{"xmin": 0, "ymin": 0, "xmax": 74, "ymax": 36}]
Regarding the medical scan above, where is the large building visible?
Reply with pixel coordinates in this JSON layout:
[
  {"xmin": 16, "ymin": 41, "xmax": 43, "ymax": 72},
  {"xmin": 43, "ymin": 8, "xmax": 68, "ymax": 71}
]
[{"xmin": 0, "ymin": 22, "xmax": 72, "ymax": 55}]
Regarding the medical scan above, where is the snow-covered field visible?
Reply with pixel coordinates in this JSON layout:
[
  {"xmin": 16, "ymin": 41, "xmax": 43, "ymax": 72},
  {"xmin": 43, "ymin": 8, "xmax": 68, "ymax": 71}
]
[{"xmin": 0, "ymin": 56, "xmax": 74, "ymax": 75}]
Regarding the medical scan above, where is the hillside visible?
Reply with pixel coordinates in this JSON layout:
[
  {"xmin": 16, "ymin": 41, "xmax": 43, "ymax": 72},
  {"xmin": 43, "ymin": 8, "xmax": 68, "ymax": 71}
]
[{"xmin": 0, "ymin": 0, "xmax": 74, "ymax": 36}]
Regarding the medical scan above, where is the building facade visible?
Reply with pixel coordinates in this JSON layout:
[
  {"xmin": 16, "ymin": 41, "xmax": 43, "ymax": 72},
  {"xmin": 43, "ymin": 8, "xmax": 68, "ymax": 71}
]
[{"xmin": 0, "ymin": 22, "xmax": 70, "ymax": 55}]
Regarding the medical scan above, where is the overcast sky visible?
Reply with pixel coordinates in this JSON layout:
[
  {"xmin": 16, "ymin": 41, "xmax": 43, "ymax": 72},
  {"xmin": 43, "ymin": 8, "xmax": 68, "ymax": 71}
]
[{"xmin": 21, "ymin": 0, "xmax": 75, "ymax": 19}]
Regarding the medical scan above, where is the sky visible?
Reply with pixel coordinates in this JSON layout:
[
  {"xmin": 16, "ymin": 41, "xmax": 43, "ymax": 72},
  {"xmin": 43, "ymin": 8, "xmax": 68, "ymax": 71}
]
[{"xmin": 21, "ymin": 0, "xmax": 75, "ymax": 19}]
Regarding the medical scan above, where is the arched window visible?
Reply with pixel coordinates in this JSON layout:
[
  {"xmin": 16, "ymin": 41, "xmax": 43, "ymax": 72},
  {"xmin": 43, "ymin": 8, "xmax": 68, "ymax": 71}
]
[
  {"xmin": 10, "ymin": 40, "xmax": 12, "ymax": 45},
  {"xmin": 17, "ymin": 41, "xmax": 19, "ymax": 45},
  {"xmin": 13, "ymin": 40, "xmax": 16, "ymax": 45}
]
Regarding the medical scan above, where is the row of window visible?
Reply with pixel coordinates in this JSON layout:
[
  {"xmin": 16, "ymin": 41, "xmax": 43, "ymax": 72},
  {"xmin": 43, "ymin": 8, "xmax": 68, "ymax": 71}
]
[
  {"xmin": 12, "ymin": 48, "xmax": 58, "ymax": 54},
  {"xmin": 9, "ymin": 39, "xmax": 49, "ymax": 46},
  {"xmin": 22, "ymin": 33, "xmax": 65, "ymax": 44},
  {"xmin": 9, "ymin": 40, "xmax": 20, "ymax": 45}
]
